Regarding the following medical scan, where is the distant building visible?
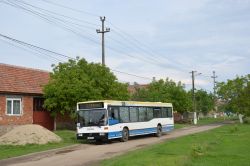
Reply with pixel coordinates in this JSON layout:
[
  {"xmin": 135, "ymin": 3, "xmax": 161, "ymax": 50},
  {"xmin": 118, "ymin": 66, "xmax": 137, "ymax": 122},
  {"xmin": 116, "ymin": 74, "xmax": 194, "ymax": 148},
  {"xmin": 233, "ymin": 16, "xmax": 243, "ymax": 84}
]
[{"xmin": 128, "ymin": 83, "xmax": 149, "ymax": 94}]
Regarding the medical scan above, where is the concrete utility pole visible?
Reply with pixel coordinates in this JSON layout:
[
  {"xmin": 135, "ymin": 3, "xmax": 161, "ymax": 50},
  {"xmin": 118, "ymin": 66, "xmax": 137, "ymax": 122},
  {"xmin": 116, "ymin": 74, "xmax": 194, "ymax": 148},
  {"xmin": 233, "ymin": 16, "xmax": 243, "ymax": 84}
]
[
  {"xmin": 190, "ymin": 71, "xmax": 201, "ymax": 124},
  {"xmin": 211, "ymin": 71, "xmax": 218, "ymax": 117},
  {"xmin": 96, "ymin": 16, "xmax": 110, "ymax": 66},
  {"xmin": 211, "ymin": 71, "xmax": 217, "ymax": 97},
  {"xmin": 191, "ymin": 71, "xmax": 196, "ymax": 114}
]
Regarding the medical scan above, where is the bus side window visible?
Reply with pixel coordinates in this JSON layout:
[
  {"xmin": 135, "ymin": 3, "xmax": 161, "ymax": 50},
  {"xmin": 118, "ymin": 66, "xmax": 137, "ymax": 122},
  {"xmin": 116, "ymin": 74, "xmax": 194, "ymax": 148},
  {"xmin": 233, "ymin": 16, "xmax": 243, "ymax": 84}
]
[
  {"xmin": 153, "ymin": 107, "xmax": 162, "ymax": 118},
  {"xmin": 129, "ymin": 107, "xmax": 138, "ymax": 122},
  {"xmin": 162, "ymin": 107, "xmax": 167, "ymax": 118},
  {"xmin": 109, "ymin": 107, "xmax": 119, "ymax": 119},
  {"xmin": 119, "ymin": 107, "xmax": 129, "ymax": 123},
  {"xmin": 138, "ymin": 107, "xmax": 147, "ymax": 122},
  {"xmin": 167, "ymin": 107, "xmax": 173, "ymax": 117},
  {"xmin": 147, "ymin": 107, "xmax": 153, "ymax": 120}
]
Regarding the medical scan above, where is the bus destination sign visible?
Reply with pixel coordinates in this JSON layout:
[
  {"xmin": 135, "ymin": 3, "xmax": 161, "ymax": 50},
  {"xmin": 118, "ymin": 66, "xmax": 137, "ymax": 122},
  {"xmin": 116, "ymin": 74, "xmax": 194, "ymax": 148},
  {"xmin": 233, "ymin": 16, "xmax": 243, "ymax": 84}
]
[{"xmin": 78, "ymin": 102, "xmax": 104, "ymax": 109}]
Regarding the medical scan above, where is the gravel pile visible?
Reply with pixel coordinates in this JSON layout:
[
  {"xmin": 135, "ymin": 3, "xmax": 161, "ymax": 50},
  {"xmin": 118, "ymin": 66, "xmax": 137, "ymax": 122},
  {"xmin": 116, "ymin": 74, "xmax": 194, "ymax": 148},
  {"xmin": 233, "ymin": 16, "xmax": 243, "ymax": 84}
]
[{"xmin": 0, "ymin": 124, "xmax": 62, "ymax": 145}]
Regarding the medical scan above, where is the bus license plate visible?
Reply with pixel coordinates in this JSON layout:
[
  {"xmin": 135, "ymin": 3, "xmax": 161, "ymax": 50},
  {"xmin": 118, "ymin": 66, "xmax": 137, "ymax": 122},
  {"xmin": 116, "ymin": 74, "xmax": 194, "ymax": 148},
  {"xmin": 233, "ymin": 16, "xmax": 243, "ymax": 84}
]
[{"xmin": 87, "ymin": 137, "xmax": 94, "ymax": 140}]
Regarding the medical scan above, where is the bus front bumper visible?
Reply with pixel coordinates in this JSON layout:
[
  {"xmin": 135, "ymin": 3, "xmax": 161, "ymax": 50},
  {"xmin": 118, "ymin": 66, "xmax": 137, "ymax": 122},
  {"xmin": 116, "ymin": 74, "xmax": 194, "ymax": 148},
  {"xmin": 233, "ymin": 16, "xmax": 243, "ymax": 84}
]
[{"xmin": 77, "ymin": 133, "xmax": 108, "ymax": 140}]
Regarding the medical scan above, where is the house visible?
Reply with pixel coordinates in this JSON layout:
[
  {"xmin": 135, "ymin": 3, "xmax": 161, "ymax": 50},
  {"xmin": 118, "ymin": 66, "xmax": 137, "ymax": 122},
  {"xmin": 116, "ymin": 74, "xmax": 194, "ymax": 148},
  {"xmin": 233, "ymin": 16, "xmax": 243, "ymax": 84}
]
[
  {"xmin": 128, "ymin": 84, "xmax": 149, "ymax": 94},
  {"xmin": 0, "ymin": 63, "xmax": 72, "ymax": 130}
]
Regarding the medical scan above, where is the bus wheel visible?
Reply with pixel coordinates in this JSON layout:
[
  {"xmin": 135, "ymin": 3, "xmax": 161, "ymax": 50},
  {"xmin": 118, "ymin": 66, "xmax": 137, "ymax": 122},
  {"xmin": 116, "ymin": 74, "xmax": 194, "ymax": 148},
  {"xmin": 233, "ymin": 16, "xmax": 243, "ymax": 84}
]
[
  {"xmin": 120, "ymin": 128, "xmax": 129, "ymax": 142},
  {"xmin": 156, "ymin": 125, "xmax": 162, "ymax": 137}
]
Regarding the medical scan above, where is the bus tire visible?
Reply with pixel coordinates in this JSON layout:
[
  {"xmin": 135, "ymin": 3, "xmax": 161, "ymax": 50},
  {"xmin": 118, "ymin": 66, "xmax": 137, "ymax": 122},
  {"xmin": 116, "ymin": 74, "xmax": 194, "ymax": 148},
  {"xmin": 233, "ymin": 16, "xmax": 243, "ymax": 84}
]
[
  {"xmin": 156, "ymin": 125, "xmax": 162, "ymax": 137},
  {"xmin": 120, "ymin": 128, "xmax": 129, "ymax": 142}
]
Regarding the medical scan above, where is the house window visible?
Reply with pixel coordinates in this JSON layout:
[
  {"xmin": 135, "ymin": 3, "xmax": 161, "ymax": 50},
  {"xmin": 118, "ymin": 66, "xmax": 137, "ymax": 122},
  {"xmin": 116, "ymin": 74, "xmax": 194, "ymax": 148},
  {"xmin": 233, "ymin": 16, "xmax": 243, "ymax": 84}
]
[{"xmin": 6, "ymin": 98, "xmax": 22, "ymax": 115}]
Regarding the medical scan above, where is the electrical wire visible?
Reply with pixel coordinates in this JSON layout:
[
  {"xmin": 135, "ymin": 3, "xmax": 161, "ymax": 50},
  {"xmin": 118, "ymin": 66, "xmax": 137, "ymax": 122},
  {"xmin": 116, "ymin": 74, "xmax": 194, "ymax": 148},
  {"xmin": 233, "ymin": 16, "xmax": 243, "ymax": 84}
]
[
  {"xmin": 38, "ymin": 0, "xmax": 178, "ymax": 66},
  {"xmin": 2, "ymin": 0, "xmax": 157, "ymax": 65},
  {"xmin": 11, "ymin": 0, "xmax": 186, "ymax": 71},
  {"xmin": 39, "ymin": 0, "xmax": 99, "ymax": 17},
  {"xmin": 2, "ymin": 0, "xmax": 99, "ymax": 44},
  {"xmin": 0, "ymin": 33, "xmax": 73, "ymax": 60},
  {"xmin": 0, "ymin": 33, "xmax": 153, "ymax": 81},
  {"xmin": 0, "ymin": 38, "xmax": 62, "ymax": 63}
]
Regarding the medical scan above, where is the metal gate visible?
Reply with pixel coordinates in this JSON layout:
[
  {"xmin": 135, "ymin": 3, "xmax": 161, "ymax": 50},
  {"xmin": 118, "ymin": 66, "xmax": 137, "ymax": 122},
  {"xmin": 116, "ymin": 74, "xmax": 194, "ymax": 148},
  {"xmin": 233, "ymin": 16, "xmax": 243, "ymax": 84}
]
[{"xmin": 33, "ymin": 97, "xmax": 54, "ymax": 130}]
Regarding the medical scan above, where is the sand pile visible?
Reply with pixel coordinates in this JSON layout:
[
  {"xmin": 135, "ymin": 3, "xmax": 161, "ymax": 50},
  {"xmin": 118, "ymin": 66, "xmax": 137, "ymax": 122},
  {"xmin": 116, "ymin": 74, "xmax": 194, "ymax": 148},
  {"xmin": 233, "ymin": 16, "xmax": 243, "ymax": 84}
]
[
  {"xmin": 0, "ymin": 125, "xmax": 15, "ymax": 137},
  {"xmin": 0, "ymin": 124, "xmax": 62, "ymax": 145}
]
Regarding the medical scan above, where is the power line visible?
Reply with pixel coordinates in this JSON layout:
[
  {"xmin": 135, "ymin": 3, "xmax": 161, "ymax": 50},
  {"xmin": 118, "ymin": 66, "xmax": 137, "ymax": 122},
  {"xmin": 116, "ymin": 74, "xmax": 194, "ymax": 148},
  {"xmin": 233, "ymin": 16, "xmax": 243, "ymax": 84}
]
[
  {"xmin": 31, "ymin": 1, "xmax": 165, "ymax": 65},
  {"xmin": 0, "ymin": 38, "xmax": 62, "ymax": 63},
  {"xmin": 15, "ymin": 0, "xmax": 185, "ymax": 72},
  {"xmin": 111, "ymin": 69, "xmax": 152, "ymax": 80},
  {"xmin": 107, "ymin": 22, "xmax": 183, "ymax": 68},
  {"xmin": 2, "ymin": 1, "xmax": 159, "ymax": 66},
  {"xmin": 42, "ymin": 0, "xmax": 161, "ymax": 64},
  {"xmin": 1, "ymin": 0, "xmax": 188, "ymax": 78},
  {"xmin": 0, "ymin": 33, "xmax": 153, "ymax": 81},
  {"xmin": 0, "ymin": 33, "xmax": 73, "ymax": 60},
  {"xmin": 39, "ymin": 0, "xmax": 99, "ymax": 17},
  {"xmin": 14, "ymin": 0, "xmax": 98, "ymax": 27},
  {"xmin": 2, "ymin": 0, "xmax": 100, "ymax": 44}
]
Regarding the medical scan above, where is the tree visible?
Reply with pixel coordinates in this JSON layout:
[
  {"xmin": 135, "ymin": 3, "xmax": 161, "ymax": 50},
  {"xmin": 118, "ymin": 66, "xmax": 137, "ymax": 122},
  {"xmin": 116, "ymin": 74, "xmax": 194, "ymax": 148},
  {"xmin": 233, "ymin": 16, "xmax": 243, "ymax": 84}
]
[
  {"xmin": 237, "ymin": 81, "xmax": 250, "ymax": 116},
  {"xmin": 43, "ymin": 58, "xmax": 129, "ymax": 117},
  {"xmin": 194, "ymin": 89, "xmax": 214, "ymax": 115},
  {"xmin": 216, "ymin": 74, "xmax": 250, "ymax": 117},
  {"xmin": 132, "ymin": 78, "xmax": 192, "ymax": 114}
]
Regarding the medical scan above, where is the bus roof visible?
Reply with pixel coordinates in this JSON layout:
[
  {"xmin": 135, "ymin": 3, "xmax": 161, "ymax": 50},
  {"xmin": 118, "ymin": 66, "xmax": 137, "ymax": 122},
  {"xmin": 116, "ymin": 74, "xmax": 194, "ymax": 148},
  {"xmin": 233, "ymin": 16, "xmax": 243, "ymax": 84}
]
[{"xmin": 77, "ymin": 100, "xmax": 172, "ymax": 107}]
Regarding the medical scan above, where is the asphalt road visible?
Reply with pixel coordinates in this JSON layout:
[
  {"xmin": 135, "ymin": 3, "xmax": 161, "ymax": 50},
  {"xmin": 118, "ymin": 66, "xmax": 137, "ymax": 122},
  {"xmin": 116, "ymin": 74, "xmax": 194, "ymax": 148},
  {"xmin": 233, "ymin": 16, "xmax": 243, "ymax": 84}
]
[{"xmin": 0, "ymin": 124, "xmax": 223, "ymax": 166}]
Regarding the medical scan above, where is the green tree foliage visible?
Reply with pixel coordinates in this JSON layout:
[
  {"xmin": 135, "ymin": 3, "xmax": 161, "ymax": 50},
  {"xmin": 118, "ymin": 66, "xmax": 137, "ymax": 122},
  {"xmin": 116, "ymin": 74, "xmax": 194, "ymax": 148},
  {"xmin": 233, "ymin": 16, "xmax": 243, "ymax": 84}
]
[
  {"xmin": 238, "ymin": 82, "xmax": 250, "ymax": 116},
  {"xmin": 132, "ymin": 79, "xmax": 192, "ymax": 113},
  {"xmin": 194, "ymin": 89, "xmax": 214, "ymax": 115},
  {"xmin": 43, "ymin": 58, "xmax": 129, "ymax": 116},
  {"xmin": 216, "ymin": 74, "xmax": 250, "ymax": 116}
]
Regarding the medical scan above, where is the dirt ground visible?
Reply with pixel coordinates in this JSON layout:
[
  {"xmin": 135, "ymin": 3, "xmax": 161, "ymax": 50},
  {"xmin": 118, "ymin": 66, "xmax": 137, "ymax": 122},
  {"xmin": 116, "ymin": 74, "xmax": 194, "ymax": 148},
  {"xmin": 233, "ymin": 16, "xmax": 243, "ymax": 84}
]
[{"xmin": 0, "ymin": 124, "xmax": 223, "ymax": 166}]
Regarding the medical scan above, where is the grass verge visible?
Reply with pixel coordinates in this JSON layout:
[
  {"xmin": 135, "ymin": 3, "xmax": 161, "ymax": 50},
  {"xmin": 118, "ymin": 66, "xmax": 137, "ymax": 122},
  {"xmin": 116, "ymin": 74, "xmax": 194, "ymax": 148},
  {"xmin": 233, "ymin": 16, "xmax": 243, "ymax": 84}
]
[
  {"xmin": 174, "ymin": 117, "xmax": 229, "ymax": 129},
  {"xmin": 197, "ymin": 117, "xmax": 232, "ymax": 125},
  {"xmin": 0, "ymin": 130, "xmax": 82, "ymax": 160},
  {"xmin": 101, "ymin": 124, "xmax": 250, "ymax": 166},
  {"xmin": 174, "ymin": 123, "xmax": 190, "ymax": 129}
]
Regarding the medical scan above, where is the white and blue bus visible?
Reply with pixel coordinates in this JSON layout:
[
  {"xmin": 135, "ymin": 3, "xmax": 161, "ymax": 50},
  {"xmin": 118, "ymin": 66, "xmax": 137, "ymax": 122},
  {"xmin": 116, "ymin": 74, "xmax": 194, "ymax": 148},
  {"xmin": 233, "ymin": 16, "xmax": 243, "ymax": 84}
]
[{"xmin": 76, "ymin": 100, "xmax": 174, "ymax": 142}]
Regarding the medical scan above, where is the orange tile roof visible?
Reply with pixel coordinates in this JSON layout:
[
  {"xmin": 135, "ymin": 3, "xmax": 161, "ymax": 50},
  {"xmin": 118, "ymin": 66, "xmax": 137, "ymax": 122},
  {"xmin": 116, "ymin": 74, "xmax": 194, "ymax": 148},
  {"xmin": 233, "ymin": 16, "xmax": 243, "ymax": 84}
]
[{"xmin": 0, "ymin": 63, "xmax": 50, "ymax": 94}]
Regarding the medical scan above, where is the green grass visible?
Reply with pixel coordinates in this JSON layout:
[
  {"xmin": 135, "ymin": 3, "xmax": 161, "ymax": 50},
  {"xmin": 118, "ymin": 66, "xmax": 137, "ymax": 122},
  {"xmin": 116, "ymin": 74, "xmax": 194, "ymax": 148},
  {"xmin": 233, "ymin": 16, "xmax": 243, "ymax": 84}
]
[
  {"xmin": 174, "ymin": 123, "xmax": 190, "ymax": 129},
  {"xmin": 101, "ymin": 124, "xmax": 250, "ymax": 166},
  {"xmin": 174, "ymin": 117, "xmax": 229, "ymax": 129},
  {"xmin": 175, "ymin": 116, "xmax": 236, "ymax": 129},
  {"xmin": 197, "ymin": 117, "xmax": 233, "ymax": 125},
  {"xmin": 0, "ymin": 130, "xmax": 82, "ymax": 160}
]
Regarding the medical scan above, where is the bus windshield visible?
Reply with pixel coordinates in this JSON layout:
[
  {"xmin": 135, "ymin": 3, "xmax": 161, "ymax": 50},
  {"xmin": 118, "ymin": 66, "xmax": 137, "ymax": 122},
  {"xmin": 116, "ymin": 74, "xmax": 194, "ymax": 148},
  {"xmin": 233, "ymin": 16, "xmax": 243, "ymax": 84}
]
[{"xmin": 77, "ymin": 109, "xmax": 107, "ymax": 127}]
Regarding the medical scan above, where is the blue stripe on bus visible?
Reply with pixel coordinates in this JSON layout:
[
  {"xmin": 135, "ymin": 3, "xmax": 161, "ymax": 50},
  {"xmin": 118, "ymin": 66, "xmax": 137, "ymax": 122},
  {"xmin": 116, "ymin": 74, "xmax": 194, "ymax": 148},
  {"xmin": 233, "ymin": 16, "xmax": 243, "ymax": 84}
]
[
  {"xmin": 129, "ymin": 127, "xmax": 157, "ymax": 136},
  {"xmin": 162, "ymin": 125, "xmax": 174, "ymax": 132},
  {"xmin": 108, "ymin": 131, "xmax": 122, "ymax": 139},
  {"xmin": 108, "ymin": 124, "xmax": 174, "ymax": 139}
]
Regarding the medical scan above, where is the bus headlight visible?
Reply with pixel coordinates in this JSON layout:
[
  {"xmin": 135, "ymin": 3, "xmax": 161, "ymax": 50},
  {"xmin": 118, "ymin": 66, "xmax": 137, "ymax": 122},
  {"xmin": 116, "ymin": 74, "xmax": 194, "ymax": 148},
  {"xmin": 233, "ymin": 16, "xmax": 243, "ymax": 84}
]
[{"xmin": 99, "ymin": 133, "xmax": 105, "ymax": 136}]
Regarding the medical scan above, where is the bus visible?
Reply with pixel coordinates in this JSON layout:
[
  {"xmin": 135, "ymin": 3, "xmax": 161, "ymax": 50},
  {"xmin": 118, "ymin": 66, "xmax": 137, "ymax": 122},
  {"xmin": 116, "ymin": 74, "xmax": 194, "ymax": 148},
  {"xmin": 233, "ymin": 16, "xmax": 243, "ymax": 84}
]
[{"xmin": 76, "ymin": 100, "xmax": 174, "ymax": 142}]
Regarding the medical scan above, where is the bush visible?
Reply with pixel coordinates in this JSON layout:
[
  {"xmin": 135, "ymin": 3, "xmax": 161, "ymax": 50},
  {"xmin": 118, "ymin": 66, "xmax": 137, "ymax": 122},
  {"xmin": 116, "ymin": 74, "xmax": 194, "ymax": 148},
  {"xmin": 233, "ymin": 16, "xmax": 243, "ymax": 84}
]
[
  {"xmin": 243, "ymin": 117, "xmax": 250, "ymax": 124},
  {"xmin": 191, "ymin": 144, "xmax": 206, "ymax": 157}
]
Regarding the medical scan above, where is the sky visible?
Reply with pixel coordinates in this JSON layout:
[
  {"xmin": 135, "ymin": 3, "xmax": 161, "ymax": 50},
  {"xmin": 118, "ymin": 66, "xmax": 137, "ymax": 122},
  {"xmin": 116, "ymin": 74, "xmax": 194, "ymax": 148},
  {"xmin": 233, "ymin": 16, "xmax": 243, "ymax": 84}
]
[{"xmin": 0, "ymin": 0, "xmax": 250, "ymax": 92}]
